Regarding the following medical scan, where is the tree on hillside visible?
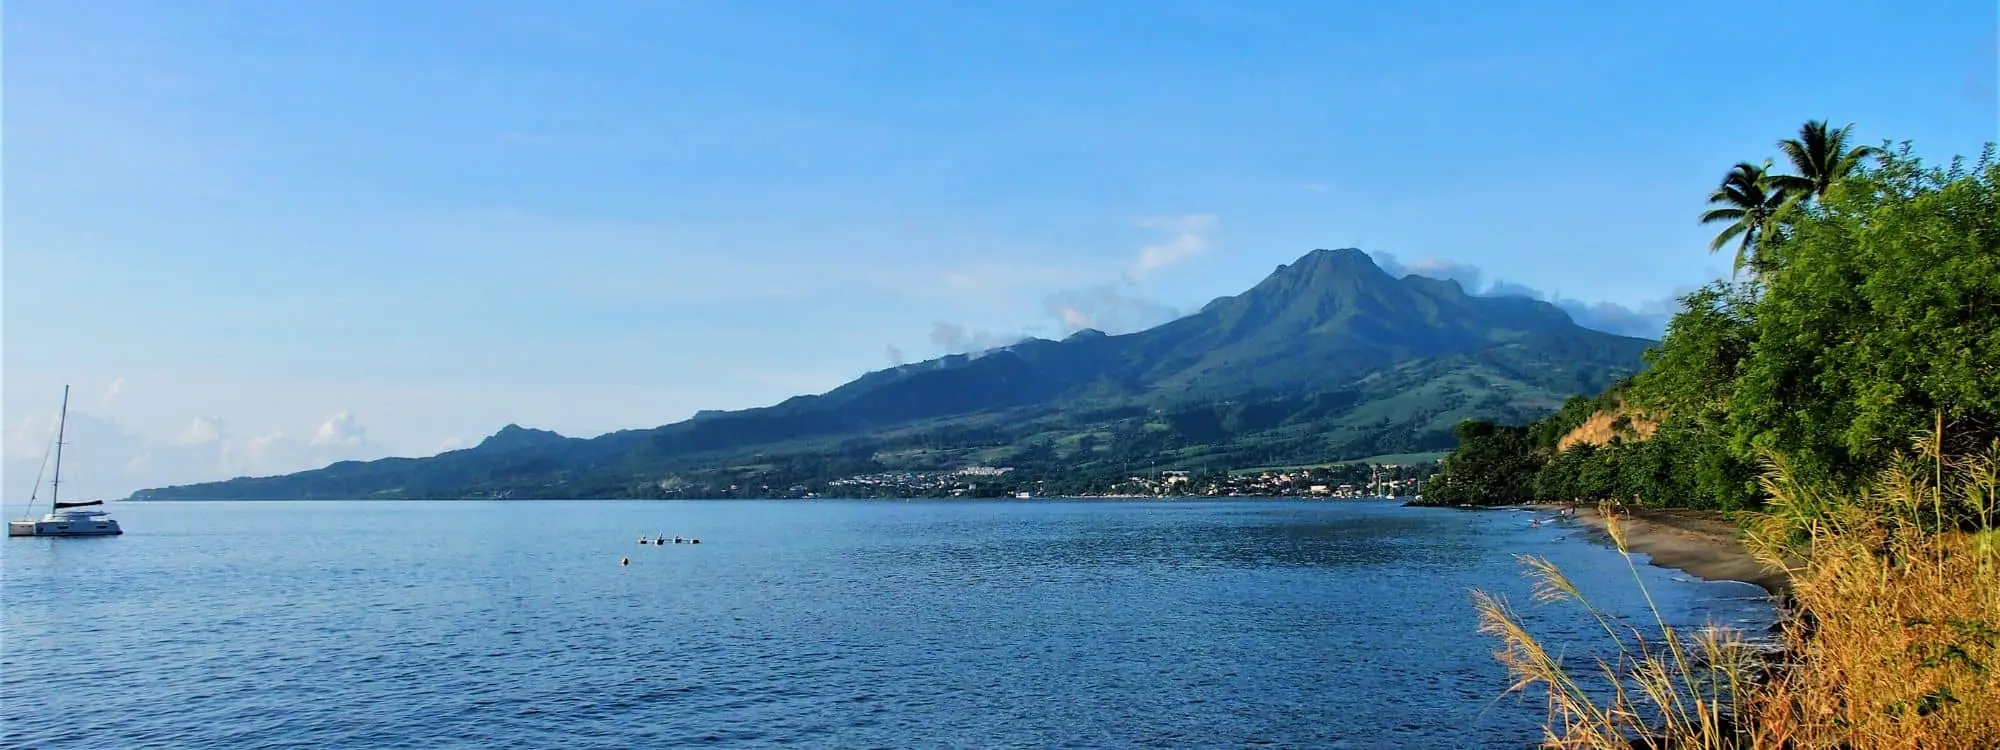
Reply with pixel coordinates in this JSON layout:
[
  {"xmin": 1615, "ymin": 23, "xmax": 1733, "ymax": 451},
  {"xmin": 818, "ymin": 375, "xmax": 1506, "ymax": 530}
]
[
  {"xmin": 1631, "ymin": 282, "xmax": 1756, "ymax": 417},
  {"xmin": 1416, "ymin": 420, "xmax": 1539, "ymax": 506},
  {"xmin": 1769, "ymin": 120, "xmax": 1881, "ymax": 203},
  {"xmin": 1699, "ymin": 161, "xmax": 1789, "ymax": 275}
]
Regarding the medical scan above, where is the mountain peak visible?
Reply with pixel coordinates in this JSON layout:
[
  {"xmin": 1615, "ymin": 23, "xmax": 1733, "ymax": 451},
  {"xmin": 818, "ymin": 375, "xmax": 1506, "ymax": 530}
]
[
  {"xmin": 1304, "ymin": 246, "xmax": 1372, "ymax": 263},
  {"xmin": 1265, "ymin": 247, "xmax": 1375, "ymax": 277},
  {"xmin": 476, "ymin": 423, "xmax": 566, "ymax": 451},
  {"xmin": 1248, "ymin": 247, "xmax": 1398, "ymax": 300}
]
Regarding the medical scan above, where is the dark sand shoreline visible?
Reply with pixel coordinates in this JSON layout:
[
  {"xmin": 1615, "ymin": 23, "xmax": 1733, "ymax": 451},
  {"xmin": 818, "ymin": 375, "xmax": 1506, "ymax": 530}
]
[{"xmin": 1556, "ymin": 505, "xmax": 1791, "ymax": 596}]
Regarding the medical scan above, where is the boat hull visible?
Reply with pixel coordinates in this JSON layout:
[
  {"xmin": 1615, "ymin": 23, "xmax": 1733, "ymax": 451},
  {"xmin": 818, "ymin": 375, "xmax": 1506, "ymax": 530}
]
[{"xmin": 8, "ymin": 517, "xmax": 122, "ymax": 537}]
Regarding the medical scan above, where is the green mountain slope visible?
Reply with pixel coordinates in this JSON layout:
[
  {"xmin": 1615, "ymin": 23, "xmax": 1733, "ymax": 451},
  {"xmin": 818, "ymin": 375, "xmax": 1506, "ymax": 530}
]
[{"xmin": 132, "ymin": 248, "xmax": 1654, "ymax": 500}]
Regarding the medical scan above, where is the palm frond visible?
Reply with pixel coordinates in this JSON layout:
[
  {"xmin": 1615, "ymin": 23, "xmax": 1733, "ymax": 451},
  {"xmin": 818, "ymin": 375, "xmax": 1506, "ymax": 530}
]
[
  {"xmin": 1766, "ymin": 173, "xmax": 1814, "ymax": 197},
  {"xmin": 1708, "ymin": 222, "xmax": 1747, "ymax": 253},
  {"xmin": 1733, "ymin": 229, "xmax": 1756, "ymax": 274},
  {"xmin": 1701, "ymin": 161, "xmax": 1781, "ymax": 272},
  {"xmin": 1778, "ymin": 134, "xmax": 1818, "ymax": 185},
  {"xmin": 1698, "ymin": 207, "xmax": 1746, "ymax": 224},
  {"xmin": 1777, "ymin": 120, "xmax": 1873, "ymax": 200}
]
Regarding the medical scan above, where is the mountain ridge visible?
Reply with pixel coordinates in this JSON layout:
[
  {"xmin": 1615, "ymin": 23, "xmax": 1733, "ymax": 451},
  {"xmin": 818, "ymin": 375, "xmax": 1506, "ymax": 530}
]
[{"xmin": 132, "ymin": 248, "xmax": 1655, "ymax": 500}]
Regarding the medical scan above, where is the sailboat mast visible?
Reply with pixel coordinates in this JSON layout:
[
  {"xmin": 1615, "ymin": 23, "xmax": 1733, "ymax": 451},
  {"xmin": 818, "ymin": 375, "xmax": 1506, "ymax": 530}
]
[{"xmin": 50, "ymin": 385, "xmax": 70, "ymax": 508}]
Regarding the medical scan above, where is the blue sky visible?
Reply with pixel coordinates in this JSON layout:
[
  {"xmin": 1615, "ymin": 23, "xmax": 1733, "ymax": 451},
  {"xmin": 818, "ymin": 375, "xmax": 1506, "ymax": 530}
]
[{"xmin": 5, "ymin": 0, "xmax": 1996, "ymax": 498}]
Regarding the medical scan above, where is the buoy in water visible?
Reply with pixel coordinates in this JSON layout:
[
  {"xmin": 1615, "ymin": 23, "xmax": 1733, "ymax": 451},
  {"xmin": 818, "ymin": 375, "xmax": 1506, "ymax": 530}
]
[{"xmin": 620, "ymin": 557, "xmax": 629, "ymax": 566}]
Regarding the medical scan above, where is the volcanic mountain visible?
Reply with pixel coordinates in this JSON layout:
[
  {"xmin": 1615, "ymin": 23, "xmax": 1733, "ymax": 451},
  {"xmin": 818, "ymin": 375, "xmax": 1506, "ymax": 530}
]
[{"xmin": 133, "ymin": 248, "xmax": 1654, "ymax": 499}]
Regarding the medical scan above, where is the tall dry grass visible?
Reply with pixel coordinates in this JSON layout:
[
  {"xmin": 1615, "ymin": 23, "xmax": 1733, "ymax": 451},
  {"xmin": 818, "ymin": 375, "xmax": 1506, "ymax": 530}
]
[
  {"xmin": 1743, "ymin": 430, "xmax": 1999, "ymax": 749},
  {"xmin": 1476, "ymin": 427, "xmax": 1999, "ymax": 749},
  {"xmin": 1474, "ymin": 510, "xmax": 1763, "ymax": 749}
]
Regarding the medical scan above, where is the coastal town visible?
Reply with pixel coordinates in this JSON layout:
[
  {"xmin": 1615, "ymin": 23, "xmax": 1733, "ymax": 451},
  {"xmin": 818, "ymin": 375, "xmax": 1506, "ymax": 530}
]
[{"xmin": 665, "ymin": 463, "xmax": 1435, "ymax": 500}]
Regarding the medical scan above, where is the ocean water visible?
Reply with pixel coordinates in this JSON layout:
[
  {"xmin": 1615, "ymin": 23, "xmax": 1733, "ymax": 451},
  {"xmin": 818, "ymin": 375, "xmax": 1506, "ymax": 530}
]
[{"xmin": 1, "ymin": 499, "xmax": 1773, "ymax": 748}]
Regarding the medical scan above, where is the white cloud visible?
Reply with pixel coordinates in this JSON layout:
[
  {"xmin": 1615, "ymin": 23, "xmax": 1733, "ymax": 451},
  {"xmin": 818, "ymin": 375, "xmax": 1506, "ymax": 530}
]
[
  {"xmin": 99, "ymin": 377, "xmax": 126, "ymax": 410},
  {"xmin": 1485, "ymin": 280, "xmax": 1543, "ymax": 299},
  {"xmin": 1405, "ymin": 258, "xmax": 1485, "ymax": 292},
  {"xmin": 1368, "ymin": 250, "xmax": 1692, "ymax": 339},
  {"xmin": 1132, "ymin": 214, "xmax": 1218, "ymax": 276},
  {"xmin": 1055, "ymin": 306, "xmax": 1092, "ymax": 329},
  {"xmin": 437, "ymin": 436, "xmax": 469, "ymax": 453},
  {"xmin": 4, "ymin": 414, "xmax": 60, "ymax": 461},
  {"xmin": 178, "ymin": 416, "xmax": 228, "ymax": 445},
  {"xmin": 927, "ymin": 321, "xmax": 1024, "ymax": 354},
  {"xmin": 241, "ymin": 432, "xmax": 294, "ymax": 464},
  {"xmin": 1042, "ymin": 284, "xmax": 1181, "ymax": 334},
  {"xmin": 2, "ymin": 409, "xmax": 388, "ymax": 500},
  {"xmin": 1551, "ymin": 293, "xmax": 1688, "ymax": 339},
  {"xmin": 1367, "ymin": 251, "xmax": 1484, "ymax": 295},
  {"xmin": 899, "ymin": 215, "xmax": 1214, "ymax": 353},
  {"xmin": 310, "ymin": 411, "xmax": 368, "ymax": 450},
  {"xmin": 1300, "ymin": 182, "xmax": 1331, "ymax": 192}
]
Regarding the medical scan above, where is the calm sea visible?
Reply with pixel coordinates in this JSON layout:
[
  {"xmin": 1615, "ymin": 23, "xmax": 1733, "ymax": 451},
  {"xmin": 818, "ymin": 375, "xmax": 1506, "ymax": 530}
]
[{"xmin": 1, "ymin": 499, "xmax": 1772, "ymax": 748}]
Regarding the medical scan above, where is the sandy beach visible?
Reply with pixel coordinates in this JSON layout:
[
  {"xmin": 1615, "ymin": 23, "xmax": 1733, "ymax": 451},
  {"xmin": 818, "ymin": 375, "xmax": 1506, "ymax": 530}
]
[{"xmin": 1562, "ymin": 505, "xmax": 1792, "ymax": 595}]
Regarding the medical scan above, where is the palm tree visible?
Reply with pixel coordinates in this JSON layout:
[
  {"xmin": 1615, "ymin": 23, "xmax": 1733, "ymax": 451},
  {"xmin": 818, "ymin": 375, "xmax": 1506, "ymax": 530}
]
[
  {"xmin": 1699, "ymin": 160, "xmax": 1788, "ymax": 275},
  {"xmin": 1768, "ymin": 120, "xmax": 1879, "ymax": 202}
]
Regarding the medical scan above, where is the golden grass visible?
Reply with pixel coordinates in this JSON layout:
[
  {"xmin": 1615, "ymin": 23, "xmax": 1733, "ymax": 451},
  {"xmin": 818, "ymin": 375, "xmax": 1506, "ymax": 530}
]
[
  {"xmin": 1742, "ymin": 429, "xmax": 2000, "ymax": 749},
  {"xmin": 1475, "ymin": 508, "xmax": 1761, "ymax": 749},
  {"xmin": 1477, "ymin": 425, "xmax": 2000, "ymax": 749},
  {"xmin": 1556, "ymin": 405, "xmax": 1662, "ymax": 452}
]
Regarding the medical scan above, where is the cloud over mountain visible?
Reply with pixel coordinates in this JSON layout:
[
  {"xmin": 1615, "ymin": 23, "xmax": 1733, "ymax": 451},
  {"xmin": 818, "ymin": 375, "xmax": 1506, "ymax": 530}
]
[
  {"xmin": 928, "ymin": 322, "xmax": 1024, "ymax": 355},
  {"xmin": 1043, "ymin": 284, "xmax": 1180, "ymax": 335},
  {"xmin": 1132, "ymin": 214, "xmax": 1217, "ymax": 276},
  {"xmin": 1368, "ymin": 250, "xmax": 1687, "ymax": 338}
]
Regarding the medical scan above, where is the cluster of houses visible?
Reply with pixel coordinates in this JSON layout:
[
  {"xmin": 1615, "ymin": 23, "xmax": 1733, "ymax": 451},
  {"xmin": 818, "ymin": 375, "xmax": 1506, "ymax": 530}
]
[
  {"xmin": 683, "ymin": 463, "xmax": 1435, "ymax": 500},
  {"xmin": 820, "ymin": 466, "xmax": 1016, "ymax": 496},
  {"xmin": 1086, "ymin": 469, "xmax": 1424, "ymax": 498}
]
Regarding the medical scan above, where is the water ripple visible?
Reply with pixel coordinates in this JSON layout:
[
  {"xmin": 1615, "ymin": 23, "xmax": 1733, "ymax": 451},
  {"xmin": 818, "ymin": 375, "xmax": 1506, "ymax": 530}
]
[{"xmin": 2, "ymin": 500, "xmax": 1771, "ymax": 748}]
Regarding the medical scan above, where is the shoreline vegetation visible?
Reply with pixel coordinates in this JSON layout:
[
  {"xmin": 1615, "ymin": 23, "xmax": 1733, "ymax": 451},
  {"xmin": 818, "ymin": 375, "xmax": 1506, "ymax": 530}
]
[
  {"xmin": 1481, "ymin": 437, "xmax": 1998, "ymax": 749},
  {"xmin": 1436, "ymin": 123, "xmax": 1998, "ymax": 747}
]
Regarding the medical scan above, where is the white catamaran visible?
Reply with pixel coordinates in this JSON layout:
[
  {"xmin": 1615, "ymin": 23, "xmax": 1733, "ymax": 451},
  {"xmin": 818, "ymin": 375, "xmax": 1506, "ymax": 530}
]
[{"xmin": 8, "ymin": 385, "xmax": 123, "ymax": 537}]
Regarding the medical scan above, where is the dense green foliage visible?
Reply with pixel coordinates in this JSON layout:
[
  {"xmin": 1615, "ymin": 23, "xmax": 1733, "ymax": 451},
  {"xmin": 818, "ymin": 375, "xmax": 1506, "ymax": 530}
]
[
  {"xmin": 1731, "ymin": 144, "xmax": 2000, "ymax": 483},
  {"xmin": 1426, "ymin": 132, "xmax": 1999, "ymax": 509},
  {"xmin": 1420, "ymin": 421, "xmax": 1541, "ymax": 506},
  {"xmin": 133, "ymin": 249, "xmax": 1649, "ymax": 500}
]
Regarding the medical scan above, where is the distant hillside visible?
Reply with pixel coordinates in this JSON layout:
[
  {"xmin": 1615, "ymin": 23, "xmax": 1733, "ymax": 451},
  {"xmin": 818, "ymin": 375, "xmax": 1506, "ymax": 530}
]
[{"xmin": 132, "ymin": 248, "xmax": 1655, "ymax": 500}]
